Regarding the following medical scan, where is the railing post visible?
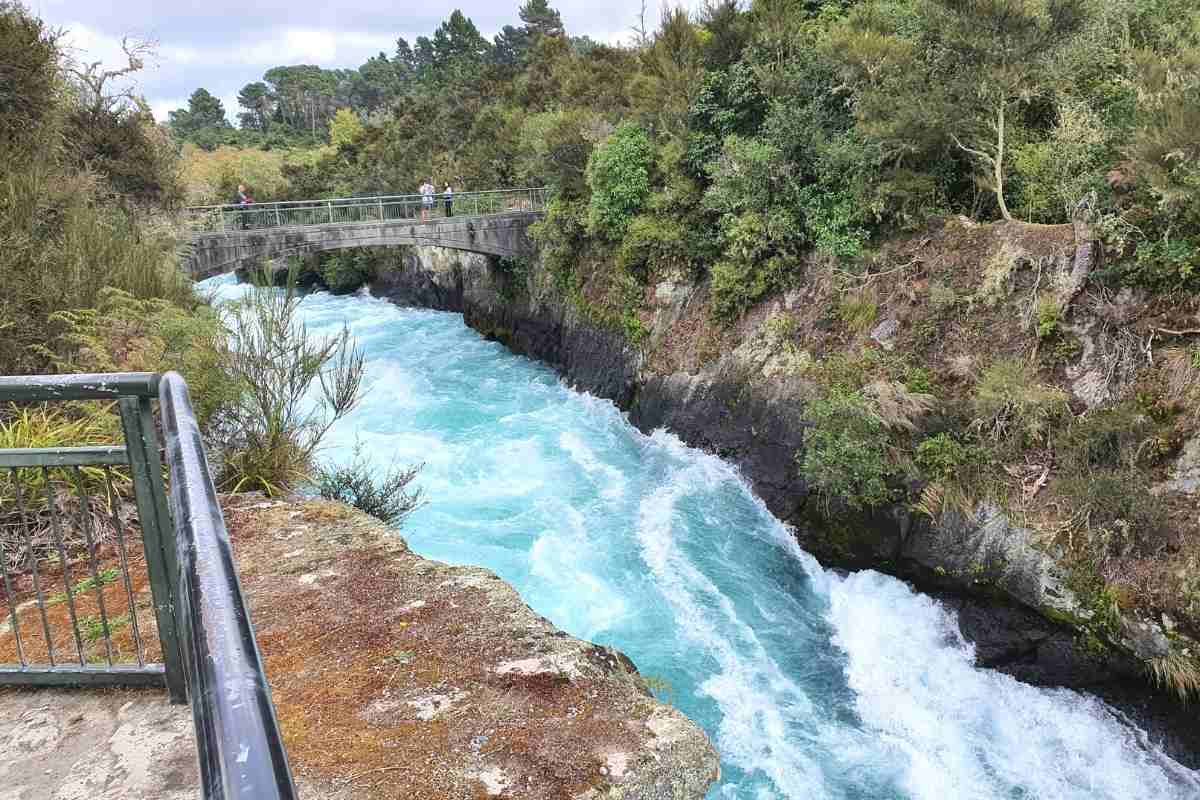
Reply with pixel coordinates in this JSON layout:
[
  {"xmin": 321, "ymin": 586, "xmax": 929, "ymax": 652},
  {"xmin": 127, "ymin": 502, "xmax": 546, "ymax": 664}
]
[
  {"xmin": 119, "ymin": 396, "xmax": 187, "ymax": 704},
  {"xmin": 328, "ymin": 201, "xmax": 333, "ymax": 224},
  {"xmin": 275, "ymin": 206, "xmax": 282, "ymax": 228},
  {"xmin": 378, "ymin": 197, "xmax": 384, "ymax": 221}
]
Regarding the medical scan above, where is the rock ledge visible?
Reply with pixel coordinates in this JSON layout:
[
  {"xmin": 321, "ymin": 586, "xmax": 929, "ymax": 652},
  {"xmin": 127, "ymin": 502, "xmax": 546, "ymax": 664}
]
[{"xmin": 224, "ymin": 496, "xmax": 720, "ymax": 799}]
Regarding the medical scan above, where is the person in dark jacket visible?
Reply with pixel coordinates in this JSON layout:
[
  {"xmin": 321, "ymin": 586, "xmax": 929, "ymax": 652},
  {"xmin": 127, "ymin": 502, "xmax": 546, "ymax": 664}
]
[{"xmin": 443, "ymin": 184, "xmax": 454, "ymax": 218}]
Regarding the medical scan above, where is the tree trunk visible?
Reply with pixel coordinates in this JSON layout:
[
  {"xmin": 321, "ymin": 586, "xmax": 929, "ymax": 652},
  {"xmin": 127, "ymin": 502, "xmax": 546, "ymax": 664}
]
[{"xmin": 994, "ymin": 101, "xmax": 1012, "ymax": 221}]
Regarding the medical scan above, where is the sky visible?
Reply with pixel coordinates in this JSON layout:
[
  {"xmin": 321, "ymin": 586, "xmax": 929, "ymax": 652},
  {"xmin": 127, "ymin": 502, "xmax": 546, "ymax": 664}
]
[{"xmin": 30, "ymin": 0, "xmax": 650, "ymax": 124}]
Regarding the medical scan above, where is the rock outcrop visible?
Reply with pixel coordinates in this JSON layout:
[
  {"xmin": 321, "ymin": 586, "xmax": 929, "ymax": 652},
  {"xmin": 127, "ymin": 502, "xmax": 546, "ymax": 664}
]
[{"xmin": 224, "ymin": 495, "xmax": 720, "ymax": 799}]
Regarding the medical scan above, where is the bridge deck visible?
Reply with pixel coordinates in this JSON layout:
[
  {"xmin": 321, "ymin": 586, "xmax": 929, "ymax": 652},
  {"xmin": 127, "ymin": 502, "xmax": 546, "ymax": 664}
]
[{"xmin": 184, "ymin": 188, "xmax": 545, "ymax": 277}]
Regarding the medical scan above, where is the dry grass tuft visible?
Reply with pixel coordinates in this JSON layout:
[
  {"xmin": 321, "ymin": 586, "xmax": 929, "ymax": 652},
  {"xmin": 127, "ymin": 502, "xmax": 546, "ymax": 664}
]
[
  {"xmin": 1162, "ymin": 347, "xmax": 1200, "ymax": 420},
  {"xmin": 1148, "ymin": 648, "xmax": 1200, "ymax": 704},
  {"xmin": 864, "ymin": 379, "xmax": 937, "ymax": 432}
]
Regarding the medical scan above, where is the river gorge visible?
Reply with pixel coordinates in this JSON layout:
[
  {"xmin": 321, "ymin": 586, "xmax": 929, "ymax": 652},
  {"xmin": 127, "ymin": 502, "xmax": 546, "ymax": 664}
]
[{"xmin": 204, "ymin": 271, "xmax": 1199, "ymax": 799}]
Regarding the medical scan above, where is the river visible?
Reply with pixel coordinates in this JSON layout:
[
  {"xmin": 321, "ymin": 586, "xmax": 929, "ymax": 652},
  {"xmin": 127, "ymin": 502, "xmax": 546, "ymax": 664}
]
[{"xmin": 204, "ymin": 274, "xmax": 1198, "ymax": 799}]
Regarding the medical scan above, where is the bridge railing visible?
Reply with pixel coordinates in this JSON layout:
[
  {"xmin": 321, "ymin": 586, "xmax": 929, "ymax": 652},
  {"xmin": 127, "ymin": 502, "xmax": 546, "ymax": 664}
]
[
  {"xmin": 185, "ymin": 187, "xmax": 547, "ymax": 234},
  {"xmin": 0, "ymin": 372, "xmax": 296, "ymax": 799}
]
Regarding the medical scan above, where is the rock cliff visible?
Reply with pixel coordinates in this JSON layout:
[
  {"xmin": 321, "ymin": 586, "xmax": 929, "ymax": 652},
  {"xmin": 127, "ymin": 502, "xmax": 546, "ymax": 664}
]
[{"xmin": 369, "ymin": 237, "xmax": 1200, "ymax": 767}]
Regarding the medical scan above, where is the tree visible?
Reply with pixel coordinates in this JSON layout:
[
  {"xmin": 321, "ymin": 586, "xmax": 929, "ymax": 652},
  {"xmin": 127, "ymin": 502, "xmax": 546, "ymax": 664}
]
[
  {"xmin": 586, "ymin": 122, "xmax": 654, "ymax": 236},
  {"xmin": 236, "ymin": 81, "xmax": 273, "ymax": 131},
  {"xmin": 519, "ymin": 0, "xmax": 565, "ymax": 39},
  {"xmin": 630, "ymin": 6, "xmax": 705, "ymax": 137},
  {"xmin": 168, "ymin": 88, "xmax": 231, "ymax": 142},
  {"xmin": 328, "ymin": 107, "xmax": 363, "ymax": 149},
  {"xmin": 834, "ymin": 0, "xmax": 1089, "ymax": 221},
  {"xmin": 68, "ymin": 36, "xmax": 156, "ymax": 119}
]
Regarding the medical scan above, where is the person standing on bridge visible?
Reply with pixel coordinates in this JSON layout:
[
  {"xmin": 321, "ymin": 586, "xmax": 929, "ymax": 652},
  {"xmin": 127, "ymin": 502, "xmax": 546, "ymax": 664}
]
[
  {"xmin": 443, "ymin": 183, "xmax": 454, "ymax": 218},
  {"xmin": 234, "ymin": 183, "xmax": 253, "ymax": 230},
  {"xmin": 420, "ymin": 178, "xmax": 435, "ymax": 222}
]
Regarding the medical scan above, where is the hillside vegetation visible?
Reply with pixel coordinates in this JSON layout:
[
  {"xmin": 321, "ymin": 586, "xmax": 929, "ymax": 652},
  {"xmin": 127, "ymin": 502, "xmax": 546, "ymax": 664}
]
[{"xmin": 172, "ymin": 0, "xmax": 1200, "ymax": 698}]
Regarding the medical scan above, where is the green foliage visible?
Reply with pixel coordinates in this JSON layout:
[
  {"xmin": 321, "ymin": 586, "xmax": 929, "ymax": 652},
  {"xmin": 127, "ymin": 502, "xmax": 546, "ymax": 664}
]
[
  {"xmin": 615, "ymin": 214, "xmax": 689, "ymax": 281},
  {"xmin": 328, "ymin": 108, "xmax": 364, "ymax": 149},
  {"xmin": 586, "ymin": 122, "xmax": 654, "ymax": 237},
  {"xmin": 218, "ymin": 277, "xmax": 365, "ymax": 495},
  {"xmin": 914, "ymin": 433, "xmax": 972, "ymax": 481},
  {"xmin": 45, "ymin": 289, "xmax": 236, "ymax": 434},
  {"xmin": 928, "ymin": 281, "xmax": 959, "ymax": 315},
  {"xmin": 314, "ymin": 443, "xmax": 424, "ymax": 527},
  {"xmin": 1057, "ymin": 470, "xmax": 1169, "ymax": 559},
  {"xmin": 0, "ymin": 2, "xmax": 60, "ymax": 153},
  {"xmin": 973, "ymin": 358, "xmax": 1068, "ymax": 446},
  {"xmin": 0, "ymin": 404, "xmax": 122, "ymax": 509},
  {"xmin": 1054, "ymin": 401, "xmax": 1162, "ymax": 472},
  {"xmin": 1035, "ymin": 294, "xmax": 1061, "ymax": 340},
  {"xmin": 801, "ymin": 389, "xmax": 893, "ymax": 511},
  {"xmin": 529, "ymin": 198, "xmax": 589, "ymax": 289},
  {"xmin": 167, "ymin": 88, "xmax": 232, "ymax": 147},
  {"xmin": 47, "ymin": 568, "xmax": 120, "ymax": 606},
  {"xmin": 836, "ymin": 290, "xmax": 878, "ymax": 334}
]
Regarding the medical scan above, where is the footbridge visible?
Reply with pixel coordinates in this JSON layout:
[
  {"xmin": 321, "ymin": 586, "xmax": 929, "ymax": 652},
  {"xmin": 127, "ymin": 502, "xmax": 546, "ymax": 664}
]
[{"xmin": 183, "ymin": 187, "xmax": 546, "ymax": 279}]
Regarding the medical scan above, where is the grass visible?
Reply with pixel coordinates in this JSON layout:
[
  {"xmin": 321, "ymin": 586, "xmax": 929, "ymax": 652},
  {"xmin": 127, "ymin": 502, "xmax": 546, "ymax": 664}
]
[
  {"xmin": 45, "ymin": 567, "xmax": 120, "ymax": 606},
  {"xmin": 1148, "ymin": 648, "xmax": 1200, "ymax": 703},
  {"xmin": 836, "ymin": 289, "xmax": 879, "ymax": 334},
  {"xmin": 79, "ymin": 612, "xmax": 130, "ymax": 644}
]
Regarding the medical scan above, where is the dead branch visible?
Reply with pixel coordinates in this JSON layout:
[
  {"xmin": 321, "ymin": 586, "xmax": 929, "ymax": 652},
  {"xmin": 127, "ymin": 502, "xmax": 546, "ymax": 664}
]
[
  {"xmin": 67, "ymin": 36, "xmax": 157, "ymax": 118},
  {"xmin": 1151, "ymin": 326, "xmax": 1200, "ymax": 337}
]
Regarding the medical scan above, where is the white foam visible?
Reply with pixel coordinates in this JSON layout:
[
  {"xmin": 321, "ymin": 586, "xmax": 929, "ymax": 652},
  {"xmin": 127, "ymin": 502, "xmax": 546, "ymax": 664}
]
[{"xmin": 827, "ymin": 570, "xmax": 1197, "ymax": 799}]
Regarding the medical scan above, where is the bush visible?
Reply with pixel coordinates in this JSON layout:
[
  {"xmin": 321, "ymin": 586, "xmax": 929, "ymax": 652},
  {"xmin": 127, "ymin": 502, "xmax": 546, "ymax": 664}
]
[
  {"xmin": 45, "ymin": 288, "xmax": 236, "ymax": 434},
  {"xmin": 928, "ymin": 281, "xmax": 958, "ymax": 316},
  {"xmin": 800, "ymin": 389, "xmax": 893, "ymax": 511},
  {"xmin": 708, "ymin": 209, "xmax": 800, "ymax": 323},
  {"xmin": 0, "ymin": 2, "xmax": 60, "ymax": 153},
  {"xmin": 1053, "ymin": 401, "xmax": 1161, "ymax": 472},
  {"xmin": 586, "ymin": 122, "xmax": 654, "ymax": 238},
  {"xmin": 973, "ymin": 358, "xmax": 1068, "ymax": 446},
  {"xmin": 615, "ymin": 214, "xmax": 688, "ymax": 281},
  {"xmin": 314, "ymin": 444, "xmax": 424, "ymax": 526},
  {"xmin": 915, "ymin": 433, "xmax": 972, "ymax": 481},
  {"xmin": 1035, "ymin": 293, "xmax": 1060, "ymax": 340},
  {"xmin": 218, "ymin": 278, "xmax": 365, "ymax": 495},
  {"xmin": 1057, "ymin": 471, "xmax": 1168, "ymax": 560}
]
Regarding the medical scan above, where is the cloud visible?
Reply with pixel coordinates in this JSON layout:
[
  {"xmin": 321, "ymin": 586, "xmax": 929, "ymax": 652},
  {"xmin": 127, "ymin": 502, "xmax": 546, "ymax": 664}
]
[{"xmin": 36, "ymin": 2, "xmax": 647, "ymax": 123}]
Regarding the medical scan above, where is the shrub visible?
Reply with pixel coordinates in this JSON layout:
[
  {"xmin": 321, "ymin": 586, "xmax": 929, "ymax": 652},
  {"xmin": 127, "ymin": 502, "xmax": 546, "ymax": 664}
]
[
  {"xmin": 45, "ymin": 289, "xmax": 236, "ymax": 434},
  {"xmin": 218, "ymin": 278, "xmax": 365, "ymax": 495},
  {"xmin": 1053, "ymin": 401, "xmax": 1161, "ymax": 472},
  {"xmin": 800, "ymin": 389, "xmax": 893, "ymax": 511},
  {"xmin": 914, "ymin": 433, "xmax": 972, "ymax": 481},
  {"xmin": 0, "ymin": 2, "xmax": 60, "ymax": 152},
  {"xmin": 319, "ymin": 251, "xmax": 374, "ymax": 294},
  {"xmin": 586, "ymin": 122, "xmax": 654, "ymax": 238},
  {"xmin": 1057, "ymin": 470, "xmax": 1168, "ymax": 560},
  {"xmin": 615, "ymin": 214, "xmax": 688, "ymax": 281},
  {"xmin": 973, "ymin": 358, "xmax": 1068, "ymax": 446},
  {"xmin": 529, "ymin": 198, "xmax": 589, "ymax": 290},
  {"xmin": 1035, "ymin": 293, "xmax": 1060, "ymax": 340},
  {"xmin": 708, "ymin": 209, "xmax": 800, "ymax": 323},
  {"xmin": 314, "ymin": 444, "xmax": 424, "ymax": 527}
]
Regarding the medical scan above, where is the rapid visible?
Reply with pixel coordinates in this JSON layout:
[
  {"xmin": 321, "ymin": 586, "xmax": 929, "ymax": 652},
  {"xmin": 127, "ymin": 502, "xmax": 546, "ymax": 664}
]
[{"xmin": 204, "ymin": 274, "xmax": 1199, "ymax": 799}]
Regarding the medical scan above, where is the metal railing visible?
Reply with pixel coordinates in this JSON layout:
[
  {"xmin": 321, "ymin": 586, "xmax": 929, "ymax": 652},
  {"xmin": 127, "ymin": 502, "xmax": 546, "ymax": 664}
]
[
  {"xmin": 0, "ymin": 372, "xmax": 296, "ymax": 800},
  {"xmin": 185, "ymin": 186, "xmax": 547, "ymax": 234}
]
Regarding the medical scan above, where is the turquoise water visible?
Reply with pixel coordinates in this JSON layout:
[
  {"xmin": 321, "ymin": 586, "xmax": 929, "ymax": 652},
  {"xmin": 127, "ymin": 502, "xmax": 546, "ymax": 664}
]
[{"xmin": 205, "ymin": 276, "xmax": 1199, "ymax": 799}]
